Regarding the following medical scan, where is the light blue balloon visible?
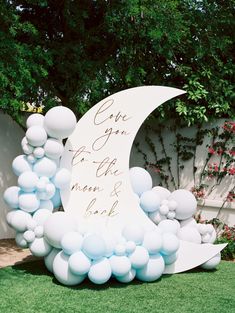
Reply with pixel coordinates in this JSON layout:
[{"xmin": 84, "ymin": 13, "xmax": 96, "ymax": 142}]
[
  {"xmin": 160, "ymin": 233, "xmax": 180, "ymax": 256},
  {"xmin": 61, "ymin": 231, "xmax": 83, "ymax": 255},
  {"xmin": 142, "ymin": 231, "xmax": 162, "ymax": 255},
  {"xmin": 140, "ymin": 190, "xmax": 161, "ymax": 213},
  {"xmin": 44, "ymin": 248, "xmax": 61, "ymax": 273},
  {"xmin": 18, "ymin": 171, "xmax": 39, "ymax": 192},
  {"xmin": 18, "ymin": 192, "xmax": 40, "ymax": 213},
  {"xmin": 12, "ymin": 155, "xmax": 32, "ymax": 176},
  {"xmin": 129, "ymin": 246, "xmax": 149, "ymax": 269},
  {"xmin": 122, "ymin": 224, "xmax": 144, "ymax": 245},
  {"xmin": 36, "ymin": 183, "xmax": 55, "ymax": 200},
  {"xmin": 129, "ymin": 167, "xmax": 152, "ymax": 196},
  {"xmin": 88, "ymin": 257, "xmax": 111, "ymax": 284},
  {"xmin": 69, "ymin": 251, "xmax": 91, "ymax": 275},
  {"xmin": 29, "ymin": 237, "xmax": 52, "ymax": 257},
  {"xmin": 51, "ymin": 188, "xmax": 62, "ymax": 208},
  {"xmin": 38, "ymin": 200, "xmax": 53, "ymax": 211},
  {"xmin": 15, "ymin": 232, "xmax": 28, "ymax": 248},
  {"xmin": 116, "ymin": 268, "xmax": 136, "ymax": 283},
  {"xmin": 109, "ymin": 255, "xmax": 131, "ymax": 277},
  {"xmin": 53, "ymin": 251, "xmax": 86, "ymax": 286},
  {"xmin": 82, "ymin": 234, "xmax": 106, "ymax": 260},
  {"xmin": 33, "ymin": 157, "xmax": 57, "ymax": 178},
  {"xmin": 136, "ymin": 253, "xmax": 165, "ymax": 282},
  {"xmin": 4, "ymin": 186, "xmax": 21, "ymax": 209},
  {"xmin": 163, "ymin": 252, "xmax": 178, "ymax": 265},
  {"xmin": 52, "ymin": 168, "xmax": 71, "ymax": 190}
]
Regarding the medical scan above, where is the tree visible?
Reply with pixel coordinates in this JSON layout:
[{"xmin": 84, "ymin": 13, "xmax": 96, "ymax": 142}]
[{"xmin": 1, "ymin": 0, "xmax": 234, "ymax": 126}]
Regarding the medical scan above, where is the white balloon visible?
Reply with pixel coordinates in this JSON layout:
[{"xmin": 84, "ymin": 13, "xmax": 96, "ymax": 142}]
[
  {"xmin": 209, "ymin": 229, "xmax": 217, "ymax": 244},
  {"xmin": 158, "ymin": 219, "xmax": 180, "ymax": 235},
  {"xmin": 114, "ymin": 243, "xmax": 126, "ymax": 256},
  {"xmin": 26, "ymin": 218, "xmax": 37, "ymax": 231},
  {"xmin": 6, "ymin": 210, "xmax": 18, "ymax": 225},
  {"xmin": 152, "ymin": 186, "xmax": 171, "ymax": 201},
  {"xmin": 18, "ymin": 192, "xmax": 40, "ymax": 213},
  {"xmin": 44, "ymin": 248, "xmax": 61, "ymax": 273},
  {"xmin": 180, "ymin": 217, "xmax": 197, "ymax": 228},
  {"xmin": 44, "ymin": 212, "xmax": 77, "ymax": 248},
  {"xmin": 163, "ymin": 252, "xmax": 178, "ymax": 265},
  {"xmin": 4, "ymin": 186, "xmax": 21, "ymax": 209},
  {"xmin": 167, "ymin": 211, "xmax": 176, "ymax": 220},
  {"xmin": 36, "ymin": 183, "xmax": 55, "ymax": 200},
  {"xmin": 201, "ymin": 252, "xmax": 221, "ymax": 270},
  {"xmin": 23, "ymin": 230, "xmax": 35, "ymax": 243},
  {"xmin": 125, "ymin": 241, "xmax": 136, "ymax": 254},
  {"xmin": 201, "ymin": 233, "xmax": 211, "ymax": 243},
  {"xmin": 33, "ymin": 209, "xmax": 52, "ymax": 226},
  {"xmin": 88, "ymin": 257, "xmax": 112, "ymax": 285},
  {"xmin": 15, "ymin": 232, "xmax": 28, "ymax": 248},
  {"xmin": 129, "ymin": 246, "xmax": 149, "ymax": 269},
  {"xmin": 122, "ymin": 223, "xmax": 144, "ymax": 245},
  {"xmin": 140, "ymin": 190, "xmax": 161, "ymax": 213},
  {"xmin": 109, "ymin": 255, "xmax": 131, "ymax": 277},
  {"xmin": 22, "ymin": 143, "xmax": 34, "ymax": 155},
  {"xmin": 170, "ymin": 189, "xmax": 197, "ymax": 220},
  {"xmin": 10, "ymin": 210, "xmax": 32, "ymax": 232},
  {"xmin": 44, "ymin": 106, "xmax": 77, "ymax": 139},
  {"xmin": 178, "ymin": 226, "xmax": 202, "ymax": 244},
  {"xmin": 52, "ymin": 168, "xmax": 71, "ymax": 190},
  {"xmin": 129, "ymin": 167, "xmax": 152, "ymax": 196},
  {"xmin": 197, "ymin": 223, "xmax": 209, "ymax": 235},
  {"xmin": 44, "ymin": 138, "xmax": 64, "ymax": 159},
  {"xmin": 149, "ymin": 211, "xmax": 166, "ymax": 224},
  {"xmin": 12, "ymin": 155, "xmax": 32, "ymax": 176},
  {"xmin": 159, "ymin": 204, "xmax": 169, "ymax": 216},
  {"xmin": 33, "ymin": 147, "xmax": 45, "ymax": 159},
  {"xmin": 34, "ymin": 225, "xmax": 44, "ymax": 238},
  {"xmin": 27, "ymin": 154, "xmax": 37, "ymax": 164},
  {"xmin": 69, "ymin": 251, "xmax": 91, "ymax": 275},
  {"xmin": 136, "ymin": 253, "xmax": 165, "ymax": 282},
  {"xmin": 168, "ymin": 200, "xmax": 178, "ymax": 211},
  {"xmin": 38, "ymin": 200, "xmax": 53, "ymax": 212},
  {"xmin": 33, "ymin": 157, "xmax": 57, "ymax": 178},
  {"xmin": 142, "ymin": 231, "xmax": 162, "ymax": 254},
  {"xmin": 26, "ymin": 126, "xmax": 47, "ymax": 147},
  {"xmin": 161, "ymin": 233, "xmax": 180, "ymax": 255},
  {"xmin": 18, "ymin": 171, "xmax": 39, "ymax": 192},
  {"xmin": 26, "ymin": 114, "xmax": 45, "ymax": 128},
  {"xmin": 29, "ymin": 237, "xmax": 51, "ymax": 257},
  {"xmin": 53, "ymin": 251, "xmax": 85, "ymax": 286},
  {"xmin": 61, "ymin": 232, "xmax": 83, "ymax": 255},
  {"xmin": 115, "ymin": 268, "xmax": 136, "ymax": 283}
]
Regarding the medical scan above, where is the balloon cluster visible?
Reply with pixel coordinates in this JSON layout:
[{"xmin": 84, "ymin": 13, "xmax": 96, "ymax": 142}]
[{"xmin": 4, "ymin": 108, "xmax": 220, "ymax": 286}]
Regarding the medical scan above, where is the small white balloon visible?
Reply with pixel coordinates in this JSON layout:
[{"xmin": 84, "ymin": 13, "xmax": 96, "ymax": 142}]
[
  {"xmin": 168, "ymin": 200, "xmax": 178, "ymax": 211},
  {"xmin": 44, "ymin": 138, "xmax": 64, "ymax": 159},
  {"xmin": 178, "ymin": 226, "xmax": 202, "ymax": 244},
  {"xmin": 125, "ymin": 241, "xmax": 136, "ymax": 254},
  {"xmin": 15, "ymin": 232, "xmax": 28, "ymax": 248},
  {"xmin": 159, "ymin": 204, "xmax": 169, "ymax": 216},
  {"xmin": 114, "ymin": 244, "xmax": 126, "ymax": 256},
  {"xmin": 34, "ymin": 225, "xmax": 44, "ymax": 238},
  {"xmin": 27, "ymin": 154, "xmax": 37, "ymax": 164},
  {"xmin": 129, "ymin": 167, "xmax": 152, "ymax": 196},
  {"xmin": 129, "ymin": 246, "xmax": 149, "ymax": 269},
  {"xmin": 26, "ymin": 125, "xmax": 47, "ymax": 147},
  {"xmin": 29, "ymin": 237, "xmax": 51, "ymax": 257},
  {"xmin": 61, "ymin": 232, "xmax": 83, "ymax": 255},
  {"xmin": 136, "ymin": 253, "xmax": 165, "ymax": 282},
  {"xmin": 149, "ymin": 211, "xmax": 166, "ymax": 224},
  {"xmin": 4, "ymin": 186, "xmax": 21, "ymax": 209},
  {"xmin": 26, "ymin": 113, "xmax": 45, "ymax": 128},
  {"xmin": 33, "ymin": 147, "xmax": 45, "ymax": 159},
  {"xmin": 115, "ymin": 268, "xmax": 136, "ymax": 283},
  {"xmin": 53, "ymin": 251, "xmax": 85, "ymax": 286},
  {"xmin": 44, "ymin": 106, "xmax": 77, "ymax": 139},
  {"xmin": 140, "ymin": 190, "xmax": 161, "ymax": 213},
  {"xmin": 201, "ymin": 233, "xmax": 211, "ymax": 243},
  {"xmin": 23, "ymin": 230, "xmax": 35, "ymax": 243},
  {"xmin": 167, "ymin": 211, "xmax": 176, "ymax": 220},
  {"xmin": 163, "ymin": 252, "xmax": 178, "ymax": 265},
  {"xmin": 69, "ymin": 251, "xmax": 91, "ymax": 275},
  {"xmin": 26, "ymin": 218, "xmax": 38, "ymax": 231},
  {"xmin": 18, "ymin": 192, "xmax": 40, "ymax": 213},
  {"xmin": 52, "ymin": 168, "xmax": 71, "ymax": 190},
  {"xmin": 88, "ymin": 257, "xmax": 112, "ymax": 285},
  {"xmin": 201, "ymin": 252, "xmax": 221, "ymax": 270},
  {"xmin": 12, "ymin": 155, "xmax": 32, "ymax": 176},
  {"xmin": 22, "ymin": 143, "xmax": 34, "ymax": 155},
  {"xmin": 18, "ymin": 171, "xmax": 39, "ymax": 192},
  {"xmin": 109, "ymin": 255, "xmax": 131, "ymax": 277}
]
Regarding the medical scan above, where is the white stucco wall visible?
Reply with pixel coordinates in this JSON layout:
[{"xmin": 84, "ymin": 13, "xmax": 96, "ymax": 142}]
[{"xmin": 0, "ymin": 112, "xmax": 24, "ymax": 239}]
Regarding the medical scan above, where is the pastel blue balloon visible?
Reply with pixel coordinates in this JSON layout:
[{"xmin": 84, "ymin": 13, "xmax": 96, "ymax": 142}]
[
  {"xmin": 114, "ymin": 244, "xmax": 126, "ymax": 256},
  {"xmin": 109, "ymin": 255, "xmax": 131, "ymax": 277},
  {"xmin": 29, "ymin": 237, "xmax": 52, "ymax": 257},
  {"xmin": 53, "ymin": 251, "xmax": 86, "ymax": 286},
  {"xmin": 12, "ymin": 155, "xmax": 32, "ymax": 176},
  {"xmin": 122, "ymin": 224, "xmax": 144, "ymax": 245},
  {"xmin": 52, "ymin": 168, "xmax": 71, "ymax": 190},
  {"xmin": 136, "ymin": 253, "xmax": 165, "ymax": 282},
  {"xmin": 163, "ymin": 252, "xmax": 178, "ymax": 265},
  {"xmin": 61, "ymin": 232, "xmax": 83, "ymax": 255},
  {"xmin": 36, "ymin": 183, "xmax": 55, "ymax": 200},
  {"xmin": 88, "ymin": 257, "xmax": 112, "ymax": 284},
  {"xmin": 18, "ymin": 192, "xmax": 40, "ymax": 213},
  {"xmin": 33, "ymin": 157, "xmax": 57, "ymax": 178},
  {"xmin": 69, "ymin": 251, "xmax": 91, "ymax": 275},
  {"xmin": 15, "ymin": 232, "xmax": 28, "ymax": 248},
  {"xmin": 82, "ymin": 234, "xmax": 106, "ymax": 260},
  {"xmin": 125, "ymin": 241, "xmax": 136, "ymax": 254},
  {"xmin": 10, "ymin": 210, "xmax": 32, "ymax": 232},
  {"xmin": 51, "ymin": 188, "xmax": 62, "ymax": 208},
  {"xmin": 23, "ymin": 230, "xmax": 35, "ymax": 243},
  {"xmin": 129, "ymin": 167, "xmax": 152, "ymax": 196},
  {"xmin": 161, "ymin": 233, "xmax": 180, "ymax": 256},
  {"xmin": 140, "ymin": 190, "xmax": 161, "ymax": 213},
  {"xmin": 44, "ymin": 248, "xmax": 61, "ymax": 273},
  {"xmin": 129, "ymin": 246, "xmax": 149, "ymax": 269},
  {"xmin": 142, "ymin": 231, "xmax": 162, "ymax": 254},
  {"xmin": 116, "ymin": 268, "xmax": 136, "ymax": 283},
  {"xmin": 18, "ymin": 171, "xmax": 39, "ymax": 192},
  {"xmin": 4, "ymin": 186, "xmax": 21, "ymax": 209},
  {"xmin": 38, "ymin": 200, "xmax": 53, "ymax": 211}
]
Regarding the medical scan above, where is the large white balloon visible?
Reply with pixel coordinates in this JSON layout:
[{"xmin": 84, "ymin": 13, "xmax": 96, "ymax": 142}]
[
  {"xmin": 18, "ymin": 192, "xmax": 40, "ymax": 213},
  {"xmin": 152, "ymin": 186, "xmax": 171, "ymax": 201},
  {"xmin": 88, "ymin": 257, "xmax": 112, "ymax": 284},
  {"xmin": 109, "ymin": 255, "xmax": 131, "ymax": 277},
  {"xmin": 52, "ymin": 168, "xmax": 71, "ymax": 190},
  {"xmin": 82, "ymin": 234, "xmax": 106, "ymax": 260},
  {"xmin": 53, "ymin": 251, "xmax": 86, "ymax": 286},
  {"xmin": 69, "ymin": 251, "xmax": 91, "ymax": 275},
  {"xmin": 3, "ymin": 186, "xmax": 21, "ymax": 209},
  {"xmin": 26, "ymin": 126, "xmax": 47, "ymax": 147},
  {"xmin": 33, "ymin": 157, "xmax": 57, "ymax": 178},
  {"xmin": 61, "ymin": 231, "xmax": 83, "ymax": 255},
  {"xmin": 10, "ymin": 210, "xmax": 32, "ymax": 232},
  {"xmin": 129, "ymin": 246, "xmax": 149, "ymax": 269},
  {"xmin": 129, "ymin": 167, "xmax": 152, "ymax": 196},
  {"xmin": 44, "ymin": 106, "xmax": 77, "ymax": 139},
  {"xmin": 44, "ymin": 212, "xmax": 77, "ymax": 248},
  {"xmin": 44, "ymin": 138, "xmax": 64, "ymax": 159},
  {"xmin": 12, "ymin": 155, "xmax": 32, "ymax": 176},
  {"xmin": 26, "ymin": 114, "xmax": 45, "ymax": 128},
  {"xmin": 169, "ymin": 189, "xmax": 197, "ymax": 220},
  {"xmin": 140, "ymin": 190, "xmax": 161, "ymax": 213},
  {"xmin": 18, "ymin": 171, "xmax": 39, "ymax": 192}
]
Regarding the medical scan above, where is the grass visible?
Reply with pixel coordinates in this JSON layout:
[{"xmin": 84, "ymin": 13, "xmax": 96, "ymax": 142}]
[{"xmin": 0, "ymin": 260, "xmax": 234, "ymax": 313}]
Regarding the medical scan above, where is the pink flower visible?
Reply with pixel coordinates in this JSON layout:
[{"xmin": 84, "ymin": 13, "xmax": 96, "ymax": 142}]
[
  {"xmin": 228, "ymin": 167, "xmax": 235, "ymax": 175},
  {"xmin": 208, "ymin": 147, "xmax": 215, "ymax": 155}
]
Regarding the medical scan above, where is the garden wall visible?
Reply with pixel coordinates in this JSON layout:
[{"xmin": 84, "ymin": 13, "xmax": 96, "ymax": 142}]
[{"xmin": 0, "ymin": 112, "xmax": 234, "ymax": 239}]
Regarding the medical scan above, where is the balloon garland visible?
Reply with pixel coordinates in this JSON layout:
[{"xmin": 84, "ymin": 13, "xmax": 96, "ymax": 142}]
[{"xmin": 4, "ymin": 107, "xmax": 221, "ymax": 286}]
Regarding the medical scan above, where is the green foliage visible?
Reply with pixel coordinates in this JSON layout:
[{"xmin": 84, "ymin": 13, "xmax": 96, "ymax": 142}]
[{"xmin": 0, "ymin": 0, "xmax": 234, "ymax": 125}]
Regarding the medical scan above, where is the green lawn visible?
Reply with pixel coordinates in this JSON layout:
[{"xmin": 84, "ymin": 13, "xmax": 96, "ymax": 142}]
[{"xmin": 0, "ymin": 260, "xmax": 234, "ymax": 313}]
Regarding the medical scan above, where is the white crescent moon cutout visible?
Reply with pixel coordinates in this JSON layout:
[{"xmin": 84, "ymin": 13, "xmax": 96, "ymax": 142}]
[{"xmin": 60, "ymin": 86, "xmax": 225, "ymax": 274}]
